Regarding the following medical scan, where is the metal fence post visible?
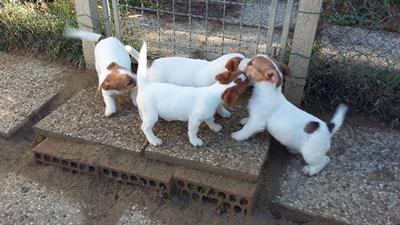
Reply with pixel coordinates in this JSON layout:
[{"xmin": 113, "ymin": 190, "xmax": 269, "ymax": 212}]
[
  {"xmin": 284, "ymin": 0, "xmax": 323, "ymax": 105},
  {"xmin": 74, "ymin": 0, "xmax": 100, "ymax": 69}
]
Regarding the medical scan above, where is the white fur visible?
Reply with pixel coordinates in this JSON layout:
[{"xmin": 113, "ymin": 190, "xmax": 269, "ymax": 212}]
[
  {"xmin": 232, "ymin": 74, "xmax": 348, "ymax": 175},
  {"xmin": 136, "ymin": 42, "xmax": 243, "ymax": 146},
  {"xmin": 125, "ymin": 45, "xmax": 249, "ymax": 118},
  {"xmin": 64, "ymin": 26, "xmax": 136, "ymax": 117}
]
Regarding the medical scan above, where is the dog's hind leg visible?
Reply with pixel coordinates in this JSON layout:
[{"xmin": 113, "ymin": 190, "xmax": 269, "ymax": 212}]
[
  {"xmin": 301, "ymin": 140, "xmax": 330, "ymax": 176},
  {"xmin": 205, "ymin": 117, "xmax": 222, "ymax": 132},
  {"xmin": 141, "ymin": 112, "xmax": 162, "ymax": 146},
  {"xmin": 188, "ymin": 119, "xmax": 204, "ymax": 146},
  {"xmin": 216, "ymin": 105, "xmax": 231, "ymax": 118}
]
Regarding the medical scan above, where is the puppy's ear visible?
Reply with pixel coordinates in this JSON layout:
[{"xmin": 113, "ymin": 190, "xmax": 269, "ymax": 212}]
[
  {"xmin": 107, "ymin": 62, "xmax": 119, "ymax": 70},
  {"xmin": 215, "ymin": 70, "xmax": 241, "ymax": 84},
  {"xmin": 221, "ymin": 88, "xmax": 239, "ymax": 106},
  {"xmin": 280, "ymin": 63, "xmax": 292, "ymax": 78},
  {"xmin": 225, "ymin": 57, "xmax": 242, "ymax": 71}
]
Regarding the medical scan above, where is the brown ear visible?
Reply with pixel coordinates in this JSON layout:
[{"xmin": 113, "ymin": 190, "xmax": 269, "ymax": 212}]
[
  {"xmin": 221, "ymin": 78, "xmax": 250, "ymax": 105},
  {"xmin": 215, "ymin": 70, "xmax": 241, "ymax": 84},
  {"xmin": 225, "ymin": 57, "xmax": 242, "ymax": 71},
  {"xmin": 107, "ymin": 62, "xmax": 119, "ymax": 70},
  {"xmin": 280, "ymin": 63, "xmax": 292, "ymax": 77}
]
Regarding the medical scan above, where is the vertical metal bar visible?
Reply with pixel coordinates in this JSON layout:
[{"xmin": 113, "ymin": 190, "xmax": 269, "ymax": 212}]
[
  {"xmin": 111, "ymin": 0, "xmax": 122, "ymax": 40},
  {"xmin": 238, "ymin": 0, "xmax": 245, "ymax": 50},
  {"xmin": 188, "ymin": 0, "xmax": 193, "ymax": 54},
  {"xmin": 221, "ymin": 0, "xmax": 226, "ymax": 54},
  {"xmin": 255, "ymin": 0, "xmax": 265, "ymax": 55},
  {"xmin": 101, "ymin": 0, "xmax": 112, "ymax": 37},
  {"xmin": 205, "ymin": 0, "xmax": 209, "ymax": 58},
  {"xmin": 172, "ymin": 0, "xmax": 176, "ymax": 54},
  {"xmin": 156, "ymin": 0, "xmax": 161, "ymax": 52},
  {"xmin": 278, "ymin": 0, "xmax": 294, "ymax": 62},
  {"xmin": 266, "ymin": 0, "xmax": 279, "ymax": 55}
]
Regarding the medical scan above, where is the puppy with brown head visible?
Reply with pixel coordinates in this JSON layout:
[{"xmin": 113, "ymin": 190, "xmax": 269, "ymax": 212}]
[
  {"xmin": 232, "ymin": 55, "xmax": 348, "ymax": 176},
  {"xmin": 65, "ymin": 26, "xmax": 137, "ymax": 117}
]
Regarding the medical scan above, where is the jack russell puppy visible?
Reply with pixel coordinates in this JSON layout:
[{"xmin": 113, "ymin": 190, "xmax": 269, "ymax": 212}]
[
  {"xmin": 226, "ymin": 55, "xmax": 348, "ymax": 176},
  {"xmin": 135, "ymin": 42, "xmax": 249, "ymax": 147},
  {"xmin": 64, "ymin": 26, "xmax": 137, "ymax": 117},
  {"xmin": 125, "ymin": 45, "xmax": 249, "ymax": 118}
]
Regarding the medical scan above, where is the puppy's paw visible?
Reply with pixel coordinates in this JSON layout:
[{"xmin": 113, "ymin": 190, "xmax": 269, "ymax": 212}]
[
  {"xmin": 240, "ymin": 117, "xmax": 249, "ymax": 125},
  {"xmin": 189, "ymin": 137, "xmax": 204, "ymax": 147},
  {"xmin": 217, "ymin": 108, "xmax": 231, "ymax": 118},
  {"xmin": 211, "ymin": 124, "xmax": 222, "ymax": 132},
  {"xmin": 104, "ymin": 109, "xmax": 116, "ymax": 117},
  {"xmin": 231, "ymin": 131, "xmax": 248, "ymax": 141},
  {"xmin": 149, "ymin": 137, "xmax": 163, "ymax": 146},
  {"xmin": 302, "ymin": 165, "xmax": 321, "ymax": 176}
]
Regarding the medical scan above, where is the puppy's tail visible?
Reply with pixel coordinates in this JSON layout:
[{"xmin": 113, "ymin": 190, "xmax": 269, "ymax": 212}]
[
  {"xmin": 124, "ymin": 45, "xmax": 140, "ymax": 62},
  {"xmin": 136, "ymin": 41, "xmax": 148, "ymax": 86},
  {"xmin": 64, "ymin": 25, "xmax": 103, "ymax": 42},
  {"xmin": 327, "ymin": 104, "xmax": 348, "ymax": 135}
]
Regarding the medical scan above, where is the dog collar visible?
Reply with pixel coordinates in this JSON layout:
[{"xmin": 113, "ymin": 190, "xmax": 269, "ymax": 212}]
[{"xmin": 238, "ymin": 58, "xmax": 250, "ymax": 73}]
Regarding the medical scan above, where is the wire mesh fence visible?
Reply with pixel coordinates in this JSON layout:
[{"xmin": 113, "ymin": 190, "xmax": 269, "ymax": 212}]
[
  {"xmin": 118, "ymin": 0, "xmax": 297, "ymax": 60},
  {"xmin": 305, "ymin": 0, "xmax": 400, "ymax": 125}
]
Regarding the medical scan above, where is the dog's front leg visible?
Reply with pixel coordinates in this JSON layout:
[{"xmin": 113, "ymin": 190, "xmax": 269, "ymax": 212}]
[
  {"xmin": 231, "ymin": 117, "xmax": 266, "ymax": 141},
  {"xmin": 131, "ymin": 87, "xmax": 138, "ymax": 107},
  {"xmin": 102, "ymin": 92, "xmax": 116, "ymax": 117},
  {"xmin": 205, "ymin": 117, "xmax": 222, "ymax": 132},
  {"xmin": 188, "ymin": 119, "xmax": 204, "ymax": 146},
  {"xmin": 216, "ymin": 105, "xmax": 231, "ymax": 118}
]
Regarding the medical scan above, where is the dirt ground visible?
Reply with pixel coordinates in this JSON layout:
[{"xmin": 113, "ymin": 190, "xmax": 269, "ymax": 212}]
[{"xmin": 0, "ymin": 56, "xmax": 351, "ymax": 225}]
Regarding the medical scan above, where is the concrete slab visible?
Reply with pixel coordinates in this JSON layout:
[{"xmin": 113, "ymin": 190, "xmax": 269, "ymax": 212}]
[
  {"xmin": 0, "ymin": 52, "xmax": 67, "ymax": 137},
  {"xmin": 273, "ymin": 125, "xmax": 400, "ymax": 225},
  {"xmin": 145, "ymin": 98, "xmax": 270, "ymax": 182},
  {"xmin": 35, "ymin": 87, "xmax": 146, "ymax": 155}
]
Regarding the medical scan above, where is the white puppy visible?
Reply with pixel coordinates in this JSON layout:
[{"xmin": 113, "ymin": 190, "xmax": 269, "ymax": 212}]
[
  {"xmin": 232, "ymin": 55, "xmax": 348, "ymax": 176},
  {"xmin": 64, "ymin": 26, "xmax": 136, "ymax": 117},
  {"xmin": 136, "ymin": 42, "xmax": 248, "ymax": 147},
  {"xmin": 125, "ymin": 45, "xmax": 249, "ymax": 118}
]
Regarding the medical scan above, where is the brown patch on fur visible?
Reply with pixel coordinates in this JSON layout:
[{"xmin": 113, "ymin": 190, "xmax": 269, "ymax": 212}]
[
  {"xmin": 327, "ymin": 122, "xmax": 335, "ymax": 133},
  {"xmin": 246, "ymin": 56, "xmax": 291, "ymax": 88},
  {"xmin": 215, "ymin": 57, "xmax": 243, "ymax": 84},
  {"xmin": 98, "ymin": 62, "xmax": 136, "ymax": 94},
  {"xmin": 304, "ymin": 121, "xmax": 320, "ymax": 134},
  {"xmin": 221, "ymin": 78, "xmax": 250, "ymax": 106}
]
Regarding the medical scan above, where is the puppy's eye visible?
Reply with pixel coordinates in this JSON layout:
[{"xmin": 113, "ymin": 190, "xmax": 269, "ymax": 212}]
[{"xmin": 128, "ymin": 80, "xmax": 133, "ymax": 85}]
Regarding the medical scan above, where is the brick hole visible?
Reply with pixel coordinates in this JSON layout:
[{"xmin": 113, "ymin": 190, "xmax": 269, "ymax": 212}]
[
  {"xmin": 244, "ymin": 209, "xmax": 248, "ymax": 214},
  {"xmin": 53, "ymin": 158, "xmax": 60, "ymax": 164},
  {"xmin": 102, "ymin": 168, "xmax": 110, "ymax": 176},
  {"xmin": 196, "ymin": 186, "xmax": 204, "ymax": 193},
  {"xmin": 149, "ymin": 180, "xmax": 156, "ymax": 187},
  {"xmin": 130, "ymin": 175, "xmax": 138, "ymax": 182},
  {"xmin": 218, "ymin": 192, "xmax": 226, "ymax": 199},
  {"xmin": 201, "ymin": 195, "xmax": 208, "ymax": 203},
  {"xmin": 70, "ymin": 162, "xmax": 78, "ymax": 168},
  {"xmin": 121, "ymin": 174, "xmax": 128, "ymax": 181},
  {"xmin": 233, "ymin": 205, "xmax": 242, "ymax": 213},
  {"xmin": 89, "ymin": 166, "xmax": 96, "ymax": 172},
  {"xmin": 79, "ymin": 164, "xmax": 86, "ymax": 171},
  {"xmin": 35, "ymin": 153, "xmax": 42, "ymax": 159},
  {"xmin": 127, "ymin": 182, "xmax": 134, "ymax": 185},
  {"xmin": 223, "ymin": 202, "xmax": 231, "ymax": 209},
  {"xmin": 43, "ymin": 155, "xmax": 51, "ymax": 162},
  {"xmin": 187, "ymin": 183, "xmax": 194, "ymax": 191},
  {"xmin": 192, "ymin": 193, "xmax": 199, "ymax": 200},
  {"xmin": 229, "ymin": 194, "xmax": 236, "ymax": 202},
  {"xmin": 159, "ymin": 183, "xmax": 166, "ymax": 190},
  {"xmin": 140, "ymin": 178, "xmax": 147, "ymax": 185},
  {"xmin": 239, "ymin": 198, "xmax": 248, "ymax": 205},
  {"xmin": 72, "ymin": 170, "xmax": 78, "ymax": 174},
  {"xmin": 61, "ymin": 160, "xmax": 68, "ymax": 166},
  {"xmin": 208, "ymin": 189, "xmax": 215, "ymax": 196},
  {"xmin": 182, "ymin": 190, "xmax": 189, "ymax": 197},
  {"xmin": 111, "ymin": 171, "xmax": 119, "ymax": 178},
  {"xmin": 177, "ymin": 180, "xmax": 185, "ymax": 188},
  {"xmin": 208, "ymin": 197, "xmax": 218, "ymax": 205}
]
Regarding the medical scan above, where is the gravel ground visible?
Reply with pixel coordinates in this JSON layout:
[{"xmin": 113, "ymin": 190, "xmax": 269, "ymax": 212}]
[
  {"xmin": 0, "ymin": 172, "xmax": 85, "ymax": 225},
  {"xmin": 117, "ymin": 205, "xmax": 164, "ymax": 225},
  {"xmin": 274, "ymin": 122, "xmax": 400, "ymax": 225}
]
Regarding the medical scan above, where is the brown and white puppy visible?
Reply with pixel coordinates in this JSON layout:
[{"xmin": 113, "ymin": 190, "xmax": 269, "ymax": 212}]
[
  {"xmin": 232, "ymin": 55, "xmax": 348, "ymax": 176},
  {"xmin": 65, "ymin": 26, "xmax": 136, "ymax": 117}
]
